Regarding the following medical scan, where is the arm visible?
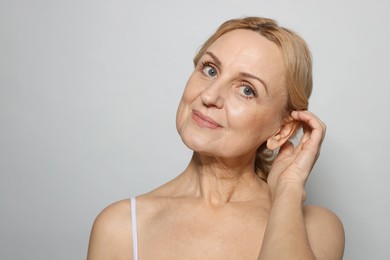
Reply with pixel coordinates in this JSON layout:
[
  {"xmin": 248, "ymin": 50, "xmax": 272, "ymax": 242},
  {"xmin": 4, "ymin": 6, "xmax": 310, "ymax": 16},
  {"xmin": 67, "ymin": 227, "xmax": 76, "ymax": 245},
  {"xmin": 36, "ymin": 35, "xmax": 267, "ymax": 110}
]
[{"xmin": 258, "ymin": 111, "xmax": 344, "ymax": 260}]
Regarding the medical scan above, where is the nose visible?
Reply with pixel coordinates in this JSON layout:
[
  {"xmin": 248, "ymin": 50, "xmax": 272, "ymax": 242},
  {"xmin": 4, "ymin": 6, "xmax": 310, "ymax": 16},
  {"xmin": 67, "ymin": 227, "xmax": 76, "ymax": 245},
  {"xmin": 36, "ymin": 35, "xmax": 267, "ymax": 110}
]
[{"xmin": 200, "ymin": 81, "xmax": 224, "ymax": 108}]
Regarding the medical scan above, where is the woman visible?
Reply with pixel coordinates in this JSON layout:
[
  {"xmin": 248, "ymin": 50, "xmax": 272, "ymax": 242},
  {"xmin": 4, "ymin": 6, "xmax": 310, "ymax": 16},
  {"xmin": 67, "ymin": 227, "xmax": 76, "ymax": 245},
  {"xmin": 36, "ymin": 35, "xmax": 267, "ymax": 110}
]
[{"xmin": 87, "ymin": 17, "xmax": 345, "ymax": 259}]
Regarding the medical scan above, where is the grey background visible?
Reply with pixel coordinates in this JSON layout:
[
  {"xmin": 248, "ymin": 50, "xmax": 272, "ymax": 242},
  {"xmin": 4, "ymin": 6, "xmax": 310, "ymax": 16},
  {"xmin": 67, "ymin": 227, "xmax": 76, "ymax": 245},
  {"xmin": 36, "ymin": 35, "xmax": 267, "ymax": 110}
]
[{"xmin": 1, "ymin": 0, "xmax": 389, "ymax": 259}]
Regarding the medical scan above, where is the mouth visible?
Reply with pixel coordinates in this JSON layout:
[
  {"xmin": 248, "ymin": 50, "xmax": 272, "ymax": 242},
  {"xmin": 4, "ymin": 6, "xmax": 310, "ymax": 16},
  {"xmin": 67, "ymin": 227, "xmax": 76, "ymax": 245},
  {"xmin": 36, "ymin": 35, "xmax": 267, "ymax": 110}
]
[{"xmin": 191, "ymin": 110, "xmax": 222, "ymax": 129}]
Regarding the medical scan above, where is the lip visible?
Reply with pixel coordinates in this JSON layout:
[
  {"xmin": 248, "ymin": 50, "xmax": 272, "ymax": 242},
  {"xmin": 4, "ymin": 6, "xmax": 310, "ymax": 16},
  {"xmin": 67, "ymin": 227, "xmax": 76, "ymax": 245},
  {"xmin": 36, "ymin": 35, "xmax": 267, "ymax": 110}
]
[{"xmin": 191, "ymin": 110, "xmax": 222, "ymax": 129}]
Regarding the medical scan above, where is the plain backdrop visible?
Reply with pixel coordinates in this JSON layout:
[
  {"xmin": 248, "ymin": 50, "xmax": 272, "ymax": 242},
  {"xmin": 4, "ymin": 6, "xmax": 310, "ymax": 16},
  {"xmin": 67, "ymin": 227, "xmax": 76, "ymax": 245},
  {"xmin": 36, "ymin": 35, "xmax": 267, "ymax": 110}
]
[{"xmin": 1, "ymin": 0, "xmax": 389, "ymax": 259}]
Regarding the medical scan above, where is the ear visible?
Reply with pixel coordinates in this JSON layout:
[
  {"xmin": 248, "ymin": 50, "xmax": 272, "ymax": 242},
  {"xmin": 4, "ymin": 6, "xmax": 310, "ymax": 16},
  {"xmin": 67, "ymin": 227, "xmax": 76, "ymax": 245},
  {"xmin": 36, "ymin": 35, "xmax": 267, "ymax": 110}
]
[{"xmin": 266, "ymin": 117, "xmax": 299, "ymax": 151}]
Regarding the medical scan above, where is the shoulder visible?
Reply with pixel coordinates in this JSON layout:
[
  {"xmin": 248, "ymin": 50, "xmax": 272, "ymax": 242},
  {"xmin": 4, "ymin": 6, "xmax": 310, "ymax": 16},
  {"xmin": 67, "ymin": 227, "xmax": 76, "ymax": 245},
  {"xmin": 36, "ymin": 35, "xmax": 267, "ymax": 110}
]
[
  {"xmin": 87, "ymin": 199, "xmax": 133, "ymax": 260},
  {"xmin": 303, "ymin": 205, "xmax": 345, "ymax": 260},
  {"xmin": 92, "ymin": 199, "xmax": 132, "ymax": 233}
]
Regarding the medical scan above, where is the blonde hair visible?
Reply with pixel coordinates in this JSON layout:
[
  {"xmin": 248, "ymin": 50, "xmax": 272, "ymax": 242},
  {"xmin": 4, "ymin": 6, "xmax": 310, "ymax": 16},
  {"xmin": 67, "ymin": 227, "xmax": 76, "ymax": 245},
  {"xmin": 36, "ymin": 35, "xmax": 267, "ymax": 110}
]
[{"xmin": 193, "ymin": 17, "xmax": 313, "ymax": 180}]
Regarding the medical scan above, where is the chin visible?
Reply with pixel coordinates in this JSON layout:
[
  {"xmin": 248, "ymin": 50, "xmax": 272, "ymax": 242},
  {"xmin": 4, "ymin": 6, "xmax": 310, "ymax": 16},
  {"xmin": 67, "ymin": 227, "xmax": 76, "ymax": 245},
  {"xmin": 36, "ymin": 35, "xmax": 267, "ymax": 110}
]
[{"xmin": 179, "ymin": 131, "xmax": 213, "ymax": 154}]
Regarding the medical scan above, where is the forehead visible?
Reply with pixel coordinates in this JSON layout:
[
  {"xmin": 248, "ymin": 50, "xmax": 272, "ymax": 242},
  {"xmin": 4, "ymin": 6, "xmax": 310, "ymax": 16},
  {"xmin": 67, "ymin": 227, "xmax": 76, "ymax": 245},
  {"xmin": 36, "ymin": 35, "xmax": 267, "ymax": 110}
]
[{"xmin": 205, "ymin": 29, "xmax": 285, "ymax": 90}]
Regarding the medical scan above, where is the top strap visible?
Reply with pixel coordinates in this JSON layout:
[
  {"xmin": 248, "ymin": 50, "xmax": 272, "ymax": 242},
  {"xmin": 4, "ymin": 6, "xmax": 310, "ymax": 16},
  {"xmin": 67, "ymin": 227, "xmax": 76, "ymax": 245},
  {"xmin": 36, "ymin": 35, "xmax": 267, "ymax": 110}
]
[{"xmin": 130, "ymin": 197, "xmax": 138, "ymax": 260}]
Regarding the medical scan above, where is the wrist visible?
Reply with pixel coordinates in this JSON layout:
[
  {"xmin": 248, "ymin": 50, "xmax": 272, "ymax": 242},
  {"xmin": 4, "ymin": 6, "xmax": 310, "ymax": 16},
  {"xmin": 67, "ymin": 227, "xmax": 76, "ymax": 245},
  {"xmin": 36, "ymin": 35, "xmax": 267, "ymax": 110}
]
[{"xmin": 271, "ymin": 182, "xmax": 306, "ymax": 203}]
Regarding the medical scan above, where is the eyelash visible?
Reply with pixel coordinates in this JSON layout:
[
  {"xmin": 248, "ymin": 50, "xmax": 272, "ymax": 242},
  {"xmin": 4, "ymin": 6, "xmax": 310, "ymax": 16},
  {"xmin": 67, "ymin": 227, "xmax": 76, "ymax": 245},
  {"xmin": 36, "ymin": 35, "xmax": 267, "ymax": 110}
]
[
  {"xmin": 239, "ymin": 83, "xmax": 258, "ymax": 99},
  {"xmin": 200, "ymin": 61, "xmax": 217, "ymax": 76},
  {"xmin": 198, "ymin": 60, "xmax": 258, "ymax": 99}
]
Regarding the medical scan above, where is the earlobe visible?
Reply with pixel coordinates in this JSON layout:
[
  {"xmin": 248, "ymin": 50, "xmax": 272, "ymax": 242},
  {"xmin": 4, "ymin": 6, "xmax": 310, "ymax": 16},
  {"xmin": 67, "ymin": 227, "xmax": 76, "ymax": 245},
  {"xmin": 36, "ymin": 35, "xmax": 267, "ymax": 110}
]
[
  {"xmin": 266, "ymin": 130, "xmax": 281, "ymax": 151},
  {"xmin": 266, "ymin": 118, "xmax": 299, "ymax": 151}
]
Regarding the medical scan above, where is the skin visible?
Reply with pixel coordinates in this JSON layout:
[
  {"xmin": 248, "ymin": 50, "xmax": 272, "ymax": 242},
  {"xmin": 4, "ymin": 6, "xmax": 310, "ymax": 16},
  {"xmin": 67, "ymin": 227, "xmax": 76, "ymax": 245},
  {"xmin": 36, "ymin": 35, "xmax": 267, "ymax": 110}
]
[{"xmin": 87, "ymin": 29, "xmax": 345, "ymax": 260}]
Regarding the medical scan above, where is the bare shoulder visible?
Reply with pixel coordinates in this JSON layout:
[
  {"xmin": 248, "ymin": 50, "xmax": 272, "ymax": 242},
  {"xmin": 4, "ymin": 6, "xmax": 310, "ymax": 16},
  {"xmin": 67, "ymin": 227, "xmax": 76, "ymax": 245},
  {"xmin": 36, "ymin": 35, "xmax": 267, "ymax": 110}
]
[
  {"xmin": 87, "ymin": 199, "xmax": 133, "ymax": 260},
  {"xmin": 303, "ymin": 205, "xmax": 345, "ymax": 260}
]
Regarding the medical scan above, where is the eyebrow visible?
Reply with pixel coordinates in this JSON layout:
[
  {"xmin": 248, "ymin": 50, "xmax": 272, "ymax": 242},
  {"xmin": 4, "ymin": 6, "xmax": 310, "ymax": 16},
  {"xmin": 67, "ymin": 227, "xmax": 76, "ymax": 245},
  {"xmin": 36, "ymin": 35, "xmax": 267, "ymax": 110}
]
[
  {"xmin": 239, "ymin": 72, "xmax": 269, "ymax": 95},
  {"xmin": 203, "ymin": 51, "xmax": 269, "ymax": 95},
  {"xmin": 204, "ymin": 51, "xmax": 222, "ymax": 67}
]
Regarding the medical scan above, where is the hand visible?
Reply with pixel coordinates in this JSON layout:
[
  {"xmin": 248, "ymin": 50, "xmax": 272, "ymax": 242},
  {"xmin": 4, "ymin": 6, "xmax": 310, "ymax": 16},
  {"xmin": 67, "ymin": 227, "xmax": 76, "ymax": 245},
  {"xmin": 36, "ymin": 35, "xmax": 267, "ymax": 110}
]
[{"xmin": 267, "ymin": 111, "xmax": 326, "ymax": 197}]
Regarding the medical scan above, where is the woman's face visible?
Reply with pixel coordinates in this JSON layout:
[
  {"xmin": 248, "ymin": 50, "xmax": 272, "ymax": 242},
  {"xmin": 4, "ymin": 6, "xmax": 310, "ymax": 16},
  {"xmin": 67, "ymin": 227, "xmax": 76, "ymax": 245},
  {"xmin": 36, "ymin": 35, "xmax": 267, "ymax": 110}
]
[{"xmin": 176, "ymin": 29, "xmax": 288, "ymax": 159}]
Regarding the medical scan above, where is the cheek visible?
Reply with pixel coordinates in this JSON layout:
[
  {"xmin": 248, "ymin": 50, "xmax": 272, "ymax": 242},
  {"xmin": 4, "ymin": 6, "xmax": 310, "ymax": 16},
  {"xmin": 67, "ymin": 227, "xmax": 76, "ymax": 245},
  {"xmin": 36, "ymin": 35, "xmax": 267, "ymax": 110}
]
[
  {"xmin": 176, "ymin": 87, "xmax": 200, "ymax": 132},
  {"xmin": 176, "ymin": 99, "xmax": 188, "ymax": 133},
  {"xmin": 181, "ymin": 80, "xmax": 202, "ymax": 103},
  {"xmin": 226, "ymin": 100, "xmax": 282, "ymax": 138},
  {"xmin": 225, "ymin": 99, "xmax": 262, "ymax": 127}
]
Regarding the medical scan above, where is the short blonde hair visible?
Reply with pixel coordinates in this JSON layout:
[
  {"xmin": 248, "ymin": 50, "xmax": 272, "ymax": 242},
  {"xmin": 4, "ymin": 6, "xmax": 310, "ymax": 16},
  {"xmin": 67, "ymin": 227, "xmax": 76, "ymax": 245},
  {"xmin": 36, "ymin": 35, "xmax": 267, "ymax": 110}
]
[{"xmin": 193, "ymin": 17, "xmax": 313, "ymax": 180}]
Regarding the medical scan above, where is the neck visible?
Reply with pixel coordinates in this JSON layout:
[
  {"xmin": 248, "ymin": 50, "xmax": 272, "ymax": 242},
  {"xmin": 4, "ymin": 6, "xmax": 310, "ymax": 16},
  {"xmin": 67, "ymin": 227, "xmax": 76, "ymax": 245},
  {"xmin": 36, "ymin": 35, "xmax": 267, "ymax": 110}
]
[{"xmin": 180, "ymin": 152, "xmax": 267, "ymax": 205}]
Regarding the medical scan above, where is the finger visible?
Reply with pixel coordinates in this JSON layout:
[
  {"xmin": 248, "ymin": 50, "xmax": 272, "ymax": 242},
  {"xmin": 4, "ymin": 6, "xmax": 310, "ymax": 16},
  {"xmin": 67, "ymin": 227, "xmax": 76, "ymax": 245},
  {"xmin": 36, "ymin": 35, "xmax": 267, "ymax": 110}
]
[
  {"xmin": 278, "ymin": 140, "xmax": 294, "ymax": 158},
  {"xmin": 291, "ymin": 111, "xmax": 326, "ymax": 148},
  {"xmin": 292, "ymin": 111, "xmax": 326, "ymax": 136},
  {"xmin": 289, "ymin": 111, "xmax": 326, "ymax": 171}
]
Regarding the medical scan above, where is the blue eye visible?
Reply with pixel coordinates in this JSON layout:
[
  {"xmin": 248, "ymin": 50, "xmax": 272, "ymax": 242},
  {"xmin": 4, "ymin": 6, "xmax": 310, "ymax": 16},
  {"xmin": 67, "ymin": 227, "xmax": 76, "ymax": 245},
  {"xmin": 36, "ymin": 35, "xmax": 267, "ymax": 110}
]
[
  {"xmin": 202, "ymin": 64, "xmax": 217, "ymax": 77},
  {"xmin": 239, "ymin": 85, "xmax": 256, "ymax": 97}
]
